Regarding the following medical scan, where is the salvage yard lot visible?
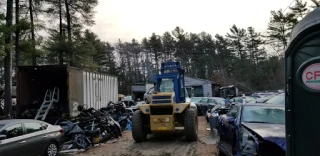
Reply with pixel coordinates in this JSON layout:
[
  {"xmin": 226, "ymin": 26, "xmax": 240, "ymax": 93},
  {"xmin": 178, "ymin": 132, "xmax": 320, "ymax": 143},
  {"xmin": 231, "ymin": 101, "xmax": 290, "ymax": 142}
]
[{"xmin": 73, "ymin": 117, "xmax": 217, "ymax": 156}]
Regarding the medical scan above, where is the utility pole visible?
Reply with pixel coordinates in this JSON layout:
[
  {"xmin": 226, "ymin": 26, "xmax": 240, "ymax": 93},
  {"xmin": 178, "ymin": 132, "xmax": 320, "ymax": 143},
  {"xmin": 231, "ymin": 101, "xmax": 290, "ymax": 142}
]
[{"xmin": 4, "ymin": 0, "xmax": 14, "ymax": 115}]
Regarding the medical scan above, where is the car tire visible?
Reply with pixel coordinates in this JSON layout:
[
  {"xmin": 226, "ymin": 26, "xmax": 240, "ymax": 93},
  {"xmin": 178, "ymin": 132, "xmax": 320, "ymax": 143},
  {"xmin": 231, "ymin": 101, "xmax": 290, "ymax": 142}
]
[
  {"xmin": 45, "ymin": 142, "xmax": 58, "ymax": 156},
  {"xmin": 218, "ymin": 149, "xmax": 225, "ymax": 156},
  {"xmin": 218, "ymin": 152, "xmax": 225, "ymax": 156},
  {"xmin": 184, "ymin": 108, "xmax": 198, "ymax": 141},
  {"xmin": 132, "ymin": 110, "xmax": 147, "ymax": 142}
]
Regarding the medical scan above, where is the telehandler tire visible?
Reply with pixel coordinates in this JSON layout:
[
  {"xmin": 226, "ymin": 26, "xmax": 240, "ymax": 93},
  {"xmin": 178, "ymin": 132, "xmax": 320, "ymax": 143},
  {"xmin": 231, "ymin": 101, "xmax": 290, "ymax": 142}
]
[
  {"xmin": 132, "ymin": 110, "xmax": 147, "ymax": 142},
  {"xmin": 184, "ymin": 108, "xmax": 198, "ymax": 141}
]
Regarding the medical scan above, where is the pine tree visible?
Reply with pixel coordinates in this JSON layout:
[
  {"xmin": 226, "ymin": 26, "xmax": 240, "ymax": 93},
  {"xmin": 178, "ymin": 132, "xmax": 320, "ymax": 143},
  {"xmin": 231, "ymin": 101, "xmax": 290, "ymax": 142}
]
[
  {"xmin": 226, "ymin": 24, "xmax": 247, "ymax": 60},
  {"xmin": 161, "ymin": 31, "xmax": 175, "ymax": 61}
]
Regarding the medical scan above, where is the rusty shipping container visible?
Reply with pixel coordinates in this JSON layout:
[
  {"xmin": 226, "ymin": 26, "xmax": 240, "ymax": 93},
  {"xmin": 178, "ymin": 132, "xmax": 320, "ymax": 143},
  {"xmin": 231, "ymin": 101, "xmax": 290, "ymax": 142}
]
[{"xmin": 16, "ymin": 65, "xmax": 118, "ymax": 122}]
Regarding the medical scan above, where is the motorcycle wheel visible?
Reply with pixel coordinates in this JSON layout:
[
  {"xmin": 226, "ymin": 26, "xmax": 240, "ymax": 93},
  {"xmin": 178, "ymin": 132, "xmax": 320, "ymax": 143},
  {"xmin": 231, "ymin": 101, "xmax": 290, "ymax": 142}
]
[{"xmin": 72, "ymin": 134, "xmax": 89, "ymax": 149}]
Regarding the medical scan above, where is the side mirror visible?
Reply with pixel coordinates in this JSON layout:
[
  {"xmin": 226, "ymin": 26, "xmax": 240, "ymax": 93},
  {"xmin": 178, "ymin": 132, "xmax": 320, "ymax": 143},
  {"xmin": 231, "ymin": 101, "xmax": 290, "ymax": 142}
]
[{"xmin": 0, "ymin": 135, "xmax": 6, "ymax": 140}]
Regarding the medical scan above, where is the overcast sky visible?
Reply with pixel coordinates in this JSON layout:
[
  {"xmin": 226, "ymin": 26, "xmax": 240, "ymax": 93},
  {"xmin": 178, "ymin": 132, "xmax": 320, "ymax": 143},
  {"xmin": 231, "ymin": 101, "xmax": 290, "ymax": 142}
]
[{"xmin": 90, "ymin": 0, "xmax": 294, "ymax": 43}]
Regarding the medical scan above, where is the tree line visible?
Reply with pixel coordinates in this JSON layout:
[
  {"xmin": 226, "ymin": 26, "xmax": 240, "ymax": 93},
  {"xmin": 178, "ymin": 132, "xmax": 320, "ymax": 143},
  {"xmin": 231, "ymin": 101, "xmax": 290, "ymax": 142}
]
[{"xmin": 0, "ymin": 0, "xmax": 319, "ymax": 107}]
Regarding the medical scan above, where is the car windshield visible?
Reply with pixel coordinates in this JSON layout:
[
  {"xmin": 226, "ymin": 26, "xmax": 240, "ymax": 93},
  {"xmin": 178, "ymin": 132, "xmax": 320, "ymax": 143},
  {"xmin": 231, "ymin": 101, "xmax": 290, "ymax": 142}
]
[
  {"xmin": 265, "ymin": 94, "xmax": 285, "ymax": 105},
  {"xmin": 199, "ymin": 98, "xmax": 208, "ymax": 103},
  {"xmin": 191, "ymin": 97, "xmax": 201, "ymax": 102},
  {"xmin": 0, "ymin": 124, "xmax": 3, "ymax": 129},
  {"xmin": 241, "ymin": 106, "xmax": 285, "ymax": 124}
]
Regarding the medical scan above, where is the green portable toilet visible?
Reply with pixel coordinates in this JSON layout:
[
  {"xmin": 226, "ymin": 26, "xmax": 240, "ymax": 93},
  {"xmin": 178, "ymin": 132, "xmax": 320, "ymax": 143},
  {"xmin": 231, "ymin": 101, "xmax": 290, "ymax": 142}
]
[{"xmin": 285, "ymin": 8, "xmax": 320, "ymax": 156}]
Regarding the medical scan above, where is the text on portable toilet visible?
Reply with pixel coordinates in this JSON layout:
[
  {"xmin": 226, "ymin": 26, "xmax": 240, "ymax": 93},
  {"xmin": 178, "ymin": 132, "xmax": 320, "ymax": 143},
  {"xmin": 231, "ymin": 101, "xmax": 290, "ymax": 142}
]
[{"xmin": 302, "ymin": 63, "xmax": 320, "ymax": 90}]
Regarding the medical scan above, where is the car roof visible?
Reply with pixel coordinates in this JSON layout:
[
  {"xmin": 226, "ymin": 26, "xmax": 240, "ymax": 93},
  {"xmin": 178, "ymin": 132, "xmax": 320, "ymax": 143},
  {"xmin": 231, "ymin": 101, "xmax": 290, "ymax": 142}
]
[{"xmin": 0, "ymin": 119, "xmax": 47, "ymax": 125}]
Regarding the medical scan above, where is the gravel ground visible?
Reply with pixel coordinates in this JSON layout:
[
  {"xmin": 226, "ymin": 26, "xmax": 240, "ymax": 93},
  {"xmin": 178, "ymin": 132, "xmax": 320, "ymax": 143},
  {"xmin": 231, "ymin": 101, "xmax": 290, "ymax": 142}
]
[{"xmin": 69, "ymin": 116, "xmax": 218, "ymax": 156}]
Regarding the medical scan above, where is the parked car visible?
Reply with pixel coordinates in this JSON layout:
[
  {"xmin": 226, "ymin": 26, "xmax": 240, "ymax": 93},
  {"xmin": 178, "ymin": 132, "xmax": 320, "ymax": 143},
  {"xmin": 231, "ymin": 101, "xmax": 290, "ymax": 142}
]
[
  {"xmin": 230, "ymin": 96, "xmax": 256, "ymax": 104},
  {"xmin": 264, "ymin": 93, "xmax": 285, "ymax": 105},
  {"xmin": 196, "ymin": 97, "xmax": 225, "ymax": 115},
  {"xmin": 254, "ymin": 95, "xmax": 275, "ymax": 103},
  {"xmin": 206, "ymin": 102, "xmax": 231, "ymax": 125},
  {"xmin": 122, "ymin": 99, "xmax": 142, "ymax": 112},
  {"xmin": 0, "ymin": 119, "xmax": 64, "ymax": 156},
  {"xmin": 143, "ymin": 87, "xmax": 154, "ymax": 104},
  {"xmin": 124, "ymin": 96, "xmax": 132, "ymax": 100},
  {"xmin": 217, "ymin": 104, "xmax": 286, "ymax": 156},
  {"xmin": 122, "ymin": 99, "xmax": 137, "ymax": 108},
  {"xmin": 190, "ymin": 97, "xmax": 202, "ymax": 105},
  {"xmin": 252, "ymin": 92, "xmax": 276, "ymax": 98},
  {"xmin": 188, "ymin": 97, "xmax": 202, "ymax": 110}
]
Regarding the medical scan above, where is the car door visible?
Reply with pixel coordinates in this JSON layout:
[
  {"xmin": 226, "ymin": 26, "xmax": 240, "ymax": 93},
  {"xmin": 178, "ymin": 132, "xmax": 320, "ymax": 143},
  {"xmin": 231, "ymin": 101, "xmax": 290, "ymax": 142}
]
[
  {"xmin": 206, "ymin": 99, "xmax": 216, "ymax": 114},
  {"xmin": 198, "ymin": 99, "xmax": 209, "ymax": 114},
  {"xmin": 226, "ymin": 106, "xmax": 240, "ymax": 153},
  {"xmin": 23, "ymin": 122, "xmax": 49, "ymax": 155},
  {"xmin": 220, "ymin": 106, "xmax": 240, "ymax": 153},
  {"xmin": 0, "ymin": 123, "xmax": 26, "ymax": 156}
]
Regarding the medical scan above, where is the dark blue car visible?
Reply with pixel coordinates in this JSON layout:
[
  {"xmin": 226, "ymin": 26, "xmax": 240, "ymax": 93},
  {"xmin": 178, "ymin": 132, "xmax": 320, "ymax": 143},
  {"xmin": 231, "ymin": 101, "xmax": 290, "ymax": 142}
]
[{"xmin": 217, "ymin": 104, "xmax": 286, "ymax": 156}]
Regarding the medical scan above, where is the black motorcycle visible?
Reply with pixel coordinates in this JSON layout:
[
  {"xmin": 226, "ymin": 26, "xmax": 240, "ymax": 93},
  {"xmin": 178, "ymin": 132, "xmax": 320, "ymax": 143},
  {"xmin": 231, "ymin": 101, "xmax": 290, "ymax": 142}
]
[{"xmin": 54, "ymin": 119, "xmax": 91, "ymax": 150}]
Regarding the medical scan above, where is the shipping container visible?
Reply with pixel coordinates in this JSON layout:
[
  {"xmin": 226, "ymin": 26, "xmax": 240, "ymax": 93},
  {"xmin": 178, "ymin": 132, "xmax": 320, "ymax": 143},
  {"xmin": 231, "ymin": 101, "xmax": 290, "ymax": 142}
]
[{"xmin": 16, "ymin": 65, "xmax": 118, "ymax": 122}]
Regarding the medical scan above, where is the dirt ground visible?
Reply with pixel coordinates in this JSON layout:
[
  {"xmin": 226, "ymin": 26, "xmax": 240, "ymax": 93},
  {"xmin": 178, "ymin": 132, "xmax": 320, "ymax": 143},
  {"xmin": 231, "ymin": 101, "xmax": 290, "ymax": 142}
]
[{"xmin": 73, "ymin": 117, "xmax": 218, "ymax": 156}]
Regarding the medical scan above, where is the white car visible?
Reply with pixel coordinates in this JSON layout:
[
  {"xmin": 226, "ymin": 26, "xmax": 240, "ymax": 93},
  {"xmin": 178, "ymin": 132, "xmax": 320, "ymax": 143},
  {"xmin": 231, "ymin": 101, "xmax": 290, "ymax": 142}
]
[{"xmin": 186, "ymin": 97, "xmax": 198, "ymax": 109}]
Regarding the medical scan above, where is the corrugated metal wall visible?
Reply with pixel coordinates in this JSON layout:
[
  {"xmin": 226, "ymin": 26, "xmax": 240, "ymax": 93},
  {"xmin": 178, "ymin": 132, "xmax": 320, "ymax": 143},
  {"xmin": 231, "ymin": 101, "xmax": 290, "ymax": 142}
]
[{"xmin": 83, "ymin": 72, "xmax": 118, "ymax": 110}]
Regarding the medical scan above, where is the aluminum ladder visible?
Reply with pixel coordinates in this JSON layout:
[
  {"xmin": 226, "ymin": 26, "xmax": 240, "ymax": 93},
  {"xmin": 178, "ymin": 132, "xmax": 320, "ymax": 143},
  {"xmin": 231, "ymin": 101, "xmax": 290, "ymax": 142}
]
[{"xmin": 34, "ymin": 87, "xmax": 59, "ymax": 121}]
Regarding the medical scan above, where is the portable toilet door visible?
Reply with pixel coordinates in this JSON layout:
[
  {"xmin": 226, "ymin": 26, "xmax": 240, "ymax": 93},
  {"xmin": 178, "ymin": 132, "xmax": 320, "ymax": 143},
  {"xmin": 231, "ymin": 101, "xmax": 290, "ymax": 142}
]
[{"xmin": 285, "ymin": 7, "xmax": 320, "ymax": 156}]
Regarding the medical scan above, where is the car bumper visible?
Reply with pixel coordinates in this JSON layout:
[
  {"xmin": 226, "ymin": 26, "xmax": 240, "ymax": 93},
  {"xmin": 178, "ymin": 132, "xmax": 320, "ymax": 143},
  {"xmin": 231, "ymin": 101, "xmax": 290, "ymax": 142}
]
[{"xmin": 57, "ymin": 136, "xmax": 65, "ymax": 150}]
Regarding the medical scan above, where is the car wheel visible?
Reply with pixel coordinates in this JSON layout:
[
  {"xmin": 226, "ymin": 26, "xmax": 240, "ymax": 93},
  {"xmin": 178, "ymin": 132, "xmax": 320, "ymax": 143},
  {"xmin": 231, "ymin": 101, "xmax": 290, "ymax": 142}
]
[{"xmin": 45, "ymin": 142, "xmax": 58, "ymax": 156}]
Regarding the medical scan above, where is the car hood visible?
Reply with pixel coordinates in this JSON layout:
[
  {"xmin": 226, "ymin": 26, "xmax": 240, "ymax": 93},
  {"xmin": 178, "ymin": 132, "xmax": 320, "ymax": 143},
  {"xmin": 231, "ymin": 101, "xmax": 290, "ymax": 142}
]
[
  {"xmin": 242, "ymin": 122, "xmax": 286, "ymax": 151},
  {"xmin": 128, "ymin": 105, "xmax": 139, "ymax": 110}
]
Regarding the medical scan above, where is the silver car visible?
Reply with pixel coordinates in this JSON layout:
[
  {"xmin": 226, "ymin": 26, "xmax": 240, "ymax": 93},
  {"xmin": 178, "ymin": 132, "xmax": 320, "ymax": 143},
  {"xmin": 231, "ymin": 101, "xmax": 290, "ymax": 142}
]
[
  {"xmin": 144, "ymin": 87, "xmax": 155, "ymax": 104},
  {"xmin": 0, "ymin": 119, "xmax": 64, "ymax": 156}
]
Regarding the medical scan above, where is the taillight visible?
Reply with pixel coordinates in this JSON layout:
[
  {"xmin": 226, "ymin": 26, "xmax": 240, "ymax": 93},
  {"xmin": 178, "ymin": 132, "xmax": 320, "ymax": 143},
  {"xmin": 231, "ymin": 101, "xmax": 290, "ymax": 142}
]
[{"xmin": 60, "ymin": 129, "xmax": 64, "ymax": 134}]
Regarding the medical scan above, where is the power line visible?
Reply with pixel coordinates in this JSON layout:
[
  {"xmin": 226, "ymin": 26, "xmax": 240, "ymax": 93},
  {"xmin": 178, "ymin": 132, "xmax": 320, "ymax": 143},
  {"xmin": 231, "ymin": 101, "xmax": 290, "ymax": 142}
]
[
  {"xmin": 284, "ymin": 0, "xmax": 296, "ymax": 13},
  {"xmin": 261, "ymin": 0, "xmax": 296, "ymax": 36}
]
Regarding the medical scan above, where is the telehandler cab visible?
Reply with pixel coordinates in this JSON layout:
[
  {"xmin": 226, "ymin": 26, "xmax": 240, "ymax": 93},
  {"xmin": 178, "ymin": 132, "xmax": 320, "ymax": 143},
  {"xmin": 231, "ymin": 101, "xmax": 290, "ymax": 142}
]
[{"xmin": 131, "ymin": 61, "xmax": 198, "ymax": 142}]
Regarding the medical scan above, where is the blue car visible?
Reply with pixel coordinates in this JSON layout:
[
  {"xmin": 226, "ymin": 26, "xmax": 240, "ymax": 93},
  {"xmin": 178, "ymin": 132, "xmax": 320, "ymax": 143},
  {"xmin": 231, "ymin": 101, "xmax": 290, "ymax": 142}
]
[{"xmin": 217, "ymin": 104, "xmax": 286, "ymax": 156}]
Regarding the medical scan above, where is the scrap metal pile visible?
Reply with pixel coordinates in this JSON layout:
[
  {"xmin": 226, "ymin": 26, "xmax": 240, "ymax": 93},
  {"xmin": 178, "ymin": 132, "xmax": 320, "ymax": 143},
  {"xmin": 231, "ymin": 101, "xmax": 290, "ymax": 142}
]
[{"xmin": 56, "ymin": 101, "xmax": 135, "ymax": 153}]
